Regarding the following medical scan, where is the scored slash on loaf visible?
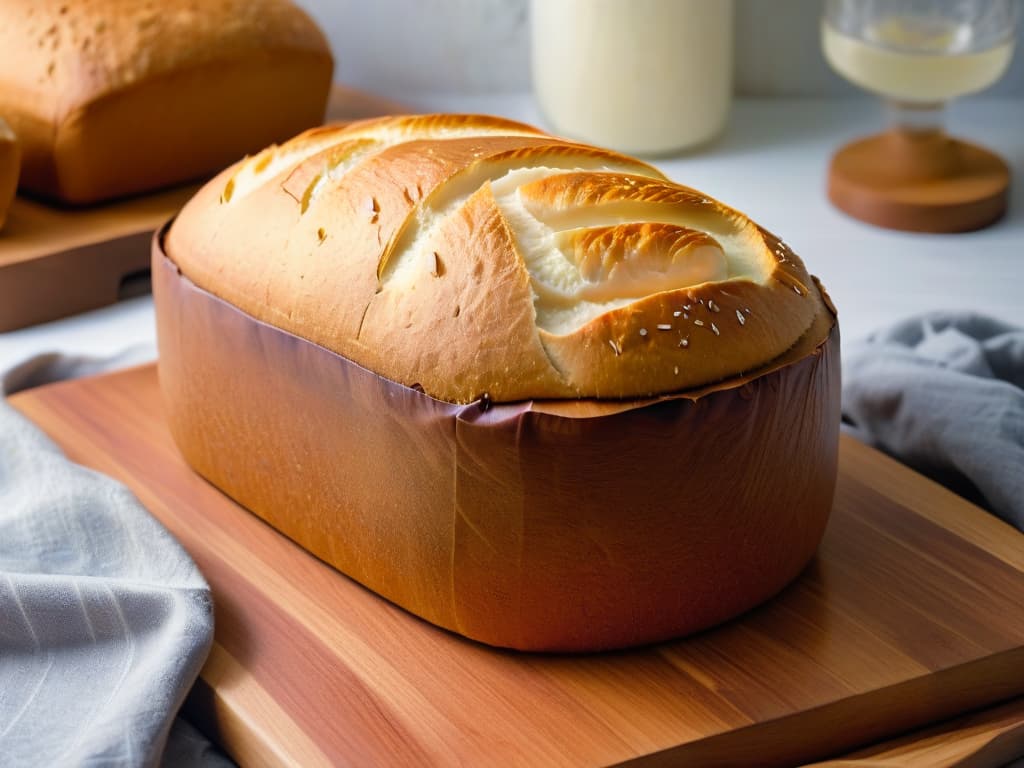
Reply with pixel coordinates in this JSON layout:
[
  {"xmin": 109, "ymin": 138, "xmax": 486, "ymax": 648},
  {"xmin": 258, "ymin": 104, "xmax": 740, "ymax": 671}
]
[{"xmin": 168, "ymin": 114, "xmax": 826, "ymax": 404}]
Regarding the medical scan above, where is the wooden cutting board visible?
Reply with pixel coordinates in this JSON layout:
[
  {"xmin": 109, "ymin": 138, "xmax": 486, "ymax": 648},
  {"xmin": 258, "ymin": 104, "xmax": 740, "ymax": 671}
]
[
  {"xmin": 0, "ymin": 86, "xmax": 409, "ymax": 332},
  {"xmin": 9, "ymin": 365, "xmax": 1024, "ymax": 767}
]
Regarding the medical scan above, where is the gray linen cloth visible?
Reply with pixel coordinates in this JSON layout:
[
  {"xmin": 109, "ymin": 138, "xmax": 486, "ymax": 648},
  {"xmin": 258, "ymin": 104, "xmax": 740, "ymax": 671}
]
[
  {"xmin": 0, "ymin": 351, "xmax": 227, "ymax": 767},
  {"xmin": 842, "ymin": 312, "xmax": 1024, "ymax": 531}
]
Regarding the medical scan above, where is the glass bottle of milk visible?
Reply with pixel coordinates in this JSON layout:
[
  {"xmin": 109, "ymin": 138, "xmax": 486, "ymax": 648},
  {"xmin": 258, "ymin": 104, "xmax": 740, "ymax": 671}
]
[{"xmin": 530, "ymin": 0, "xmax": 734, "ymax": 155}]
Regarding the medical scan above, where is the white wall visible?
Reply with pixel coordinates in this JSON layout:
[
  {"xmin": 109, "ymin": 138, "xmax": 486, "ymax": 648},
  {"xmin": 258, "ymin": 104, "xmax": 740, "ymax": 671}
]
[
  {"xmin": 296, "ymin": 0, "xmax": 529, "ymax": 95},
  {"xmin": 295, "ymin": 0, "xmax": 1024, "ymax": 100}
]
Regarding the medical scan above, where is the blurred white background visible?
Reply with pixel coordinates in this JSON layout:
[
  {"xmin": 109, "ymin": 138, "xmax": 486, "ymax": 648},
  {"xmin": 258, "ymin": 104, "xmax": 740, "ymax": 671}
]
[{"xmin": 294, "ymin": 0, "xmax": 1024, "ymax": 100}]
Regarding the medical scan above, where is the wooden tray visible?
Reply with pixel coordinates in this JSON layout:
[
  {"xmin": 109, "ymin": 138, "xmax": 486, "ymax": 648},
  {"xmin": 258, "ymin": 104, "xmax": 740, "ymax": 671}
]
[
  {"xmin": 10, "ymin": 365, "xmax": 1024, "ymax": 767},
  {"xmin": 0, "ymin": 86, "xmax": 408, "ymax": 332}
]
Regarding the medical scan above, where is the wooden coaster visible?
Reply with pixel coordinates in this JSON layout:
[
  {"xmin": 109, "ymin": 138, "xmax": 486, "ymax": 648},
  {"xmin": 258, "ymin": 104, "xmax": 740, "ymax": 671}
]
[{"xmin": 828, "ymin": 129, "xmax": 1010, "ymax": 233}]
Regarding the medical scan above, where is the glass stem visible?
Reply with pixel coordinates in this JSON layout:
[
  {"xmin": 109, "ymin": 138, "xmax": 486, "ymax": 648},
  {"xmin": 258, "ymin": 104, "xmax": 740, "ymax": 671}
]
[{"xmin": 886, "ymin": 100, "xmax": 946, "ymax": 135}]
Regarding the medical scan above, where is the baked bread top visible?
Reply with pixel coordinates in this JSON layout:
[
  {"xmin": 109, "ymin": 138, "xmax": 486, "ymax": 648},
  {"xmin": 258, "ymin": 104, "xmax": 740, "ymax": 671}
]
[{"xmin": 167, "ymin": 114, "xmax": 831, "ymax": 403}]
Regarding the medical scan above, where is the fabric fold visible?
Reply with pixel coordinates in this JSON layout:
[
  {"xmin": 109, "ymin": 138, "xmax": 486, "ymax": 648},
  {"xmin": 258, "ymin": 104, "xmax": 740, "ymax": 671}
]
[
  {"xmin": 0, "ymin": 378, "xmax": 217, "ymax": 767},
  {"xmin": 842, "ymin": 312, "xmax": 1024, "ymax": 531}
]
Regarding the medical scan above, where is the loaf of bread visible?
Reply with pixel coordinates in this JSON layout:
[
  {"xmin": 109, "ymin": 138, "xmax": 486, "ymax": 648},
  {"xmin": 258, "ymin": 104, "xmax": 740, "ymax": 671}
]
[
  {"xmin": 0, "ymin": 119, "xmax": 18, "ymax": 230},
  {"xmin": 0, "ymin": 0, "xmax": 332, "ymax": 204},
  {"xmin": 156, "ymin": 115, "xmax": 840, "ymax": 651}
]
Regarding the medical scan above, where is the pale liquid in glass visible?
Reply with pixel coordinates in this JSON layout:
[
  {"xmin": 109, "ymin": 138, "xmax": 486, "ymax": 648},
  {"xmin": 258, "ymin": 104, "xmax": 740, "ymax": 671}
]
[{"xmin": 822, "ymin": 17, "xmax": 1014, "ymax": 103}]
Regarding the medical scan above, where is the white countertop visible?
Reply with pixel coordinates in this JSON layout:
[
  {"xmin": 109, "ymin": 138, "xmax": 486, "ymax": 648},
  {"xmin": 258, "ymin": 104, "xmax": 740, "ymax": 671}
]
[{"xmin": 2, "ymin": 96, "xmax": 1021, "ymax": 375}]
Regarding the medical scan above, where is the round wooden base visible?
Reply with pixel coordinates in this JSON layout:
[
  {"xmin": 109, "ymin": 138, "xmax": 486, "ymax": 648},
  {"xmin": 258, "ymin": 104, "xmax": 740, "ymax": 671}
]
[{"xmin": 827, "ymin": 130, "xmax": 1010, "ymax": 233}]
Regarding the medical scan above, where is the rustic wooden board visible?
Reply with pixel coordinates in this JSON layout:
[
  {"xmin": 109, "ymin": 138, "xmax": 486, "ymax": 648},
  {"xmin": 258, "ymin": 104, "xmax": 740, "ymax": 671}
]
[
  {"xmin": 0, "ymin": 86, "xmax": 409, "ymax": 331},
  {"xmin": 10, "ymin": 365, "xmax": 1024, "ymax": 768}
]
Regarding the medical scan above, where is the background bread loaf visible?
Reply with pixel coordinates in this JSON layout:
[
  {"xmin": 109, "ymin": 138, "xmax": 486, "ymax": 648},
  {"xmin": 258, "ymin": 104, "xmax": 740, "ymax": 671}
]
[
  {"xmin": 0, "ymin": 0, "xmax": 333, "ymax": 204},
  {"xmin": 168, "ymin": 114, "xmax": 830, "ymax": 403}
]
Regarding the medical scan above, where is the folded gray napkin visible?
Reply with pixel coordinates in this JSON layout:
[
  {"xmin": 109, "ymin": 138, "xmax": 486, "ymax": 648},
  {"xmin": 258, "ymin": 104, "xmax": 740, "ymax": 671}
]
[
  {"xmin": 0, "ymin": 353, "xmax": 227, "ymax": 767},
  {"xmin": 842, "ymin": 312, "xmax": 1024, "ymax": 531}
]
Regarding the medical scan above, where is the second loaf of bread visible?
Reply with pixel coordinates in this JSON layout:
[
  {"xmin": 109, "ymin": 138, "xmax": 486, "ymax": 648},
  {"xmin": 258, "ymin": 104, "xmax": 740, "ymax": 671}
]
[
  {"xmin": 168, "ymin": 114, "xmax": 828, "ymax": 403},
  {"xmin": 0, "ymin": 0, "xmax": 332, "ymax": 204}
]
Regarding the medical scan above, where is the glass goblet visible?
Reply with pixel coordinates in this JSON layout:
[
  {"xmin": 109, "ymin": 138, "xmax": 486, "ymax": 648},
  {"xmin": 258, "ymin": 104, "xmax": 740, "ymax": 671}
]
[{"xmin": 822, "ymin": 0, "xmax": 1017, "ymax": 232}]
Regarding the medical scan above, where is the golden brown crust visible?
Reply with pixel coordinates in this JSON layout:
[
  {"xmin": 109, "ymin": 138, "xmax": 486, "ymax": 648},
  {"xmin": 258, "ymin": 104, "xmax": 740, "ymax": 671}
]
[
  {"xmin": 561, "ymin": 223, "xmax": 724, "ymax": 292},
  {"xmin": 358, "ymin": 183, "xmax": 568, "ymax": 399},
  {"xmin": 168, "ymin": 114, "xmax": 833, "ymax": 403},
  {"xmin": 0, "ymin": 0, "xmax": 332, "ymax": 203}
]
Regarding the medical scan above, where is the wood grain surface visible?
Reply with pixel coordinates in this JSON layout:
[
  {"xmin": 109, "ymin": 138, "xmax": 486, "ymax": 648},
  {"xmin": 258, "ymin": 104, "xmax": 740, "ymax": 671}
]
[
  {"xmin": 0, "ymin": 85, "xmax": 409, "ymax": 331},
  {"xmin": 10, "ymin": 365, "xmax": 1024, "ymax": 767},
  {"xmin": 806, "ymin": 696, "xmax": 1024, "ymax": 768}
]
